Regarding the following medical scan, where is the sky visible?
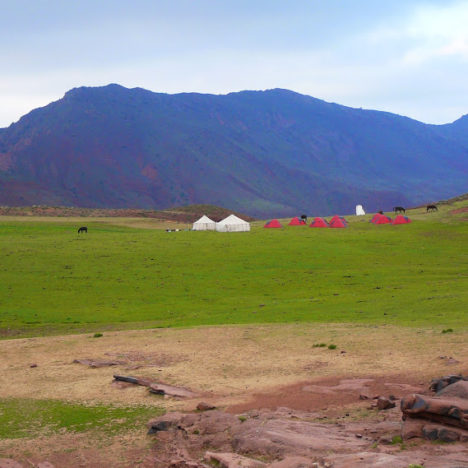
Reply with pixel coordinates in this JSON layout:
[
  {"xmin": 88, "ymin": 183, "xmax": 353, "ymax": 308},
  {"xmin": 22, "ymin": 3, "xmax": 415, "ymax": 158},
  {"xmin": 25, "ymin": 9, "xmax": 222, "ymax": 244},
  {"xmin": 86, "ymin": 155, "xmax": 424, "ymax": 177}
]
[{"xmin": 1, "ymin": 0, "xmax": 467, "ymax": 127}]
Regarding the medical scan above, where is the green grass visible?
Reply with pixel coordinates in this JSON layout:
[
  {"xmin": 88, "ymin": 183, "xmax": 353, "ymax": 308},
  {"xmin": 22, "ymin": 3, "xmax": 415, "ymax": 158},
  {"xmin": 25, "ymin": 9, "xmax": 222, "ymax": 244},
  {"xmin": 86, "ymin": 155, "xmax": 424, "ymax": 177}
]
[
  {"xmin": 0, "ymin": 398, "xmax": 163, "ymax": 439},
  {"xmin": 0, "ymin": 207, "xmax": 467, "ymax": 338}
]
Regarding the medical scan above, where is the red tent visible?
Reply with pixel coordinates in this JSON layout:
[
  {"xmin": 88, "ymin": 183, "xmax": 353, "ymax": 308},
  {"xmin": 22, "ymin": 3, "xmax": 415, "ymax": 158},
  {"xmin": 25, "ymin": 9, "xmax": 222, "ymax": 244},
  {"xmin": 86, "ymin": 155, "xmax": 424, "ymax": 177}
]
[
  {"xmin": 329, "ymin": 217, "xmax": 347, "ymax": 228},
  {"xmin": 264, "ymin": 219, "xmax": 283, "ymax": 228},
  {"xmin": 310, "ymin": 217, "xmax": 329, "ymax": 228},
  {"xmin": 288, "ymin": 217, "xmax": 306, "ymax": 226},
  {"xmin": 371, "ymin": 213, "xmax": 392, "ymax": 224},
  {"xmin": 330, "ymin": 215, "xmax": 347, "ymax": 223},
  {"xmin": 392, "ymin": 215, "xmax": 411, "ymax": 225}
]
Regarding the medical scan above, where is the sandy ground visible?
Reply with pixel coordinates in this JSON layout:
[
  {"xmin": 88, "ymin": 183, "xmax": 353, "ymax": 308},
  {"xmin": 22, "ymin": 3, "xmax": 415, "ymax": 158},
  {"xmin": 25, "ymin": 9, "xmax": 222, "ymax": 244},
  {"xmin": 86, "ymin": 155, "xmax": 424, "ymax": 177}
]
[{"xmin": 0, "ymin": 323, "xmax": 466, "ymax": 410}]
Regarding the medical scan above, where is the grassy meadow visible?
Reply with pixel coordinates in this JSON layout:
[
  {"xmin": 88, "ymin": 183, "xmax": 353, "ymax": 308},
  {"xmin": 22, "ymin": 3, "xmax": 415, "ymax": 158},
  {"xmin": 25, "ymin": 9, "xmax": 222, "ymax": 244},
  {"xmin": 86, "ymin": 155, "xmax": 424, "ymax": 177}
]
[{"xmin": 0, "ymin": 202, "xmax": 467, "ymax": 338}]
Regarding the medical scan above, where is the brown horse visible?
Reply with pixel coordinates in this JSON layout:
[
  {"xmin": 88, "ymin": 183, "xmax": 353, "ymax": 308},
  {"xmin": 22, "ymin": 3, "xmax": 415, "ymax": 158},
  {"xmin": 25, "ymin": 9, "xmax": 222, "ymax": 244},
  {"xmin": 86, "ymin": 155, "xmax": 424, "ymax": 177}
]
[
  {"xmin": 426, "ymin": 205, "xmax": 438, "ymax": 212},
  {"xmin": 393, "ymin": 206, "xmax": 406, "ymax": 214},
  {"xmin": 78, "ymin": 226, "xmax": 88, "ymax": 234}
]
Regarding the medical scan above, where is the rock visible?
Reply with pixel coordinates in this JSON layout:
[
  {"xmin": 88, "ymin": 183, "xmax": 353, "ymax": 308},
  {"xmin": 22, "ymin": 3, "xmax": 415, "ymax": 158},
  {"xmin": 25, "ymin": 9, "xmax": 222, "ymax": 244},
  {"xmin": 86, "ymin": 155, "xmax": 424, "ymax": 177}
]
[
  {"xmin": 377, "ymin": 397, "xmax": 396, "ymax": 410},
  {"xmin": 29, "ymin": 363, "xmax": 38, "ymax": 368},
  {"xmin": 437, "ymin": 380, "xmax": 468, "ymax": 399},
  {"xmin": 401, "ymin": 393, "xmax": 468, "ymax": 429},
  {"xmin": 422, "ymin": 424, "xmax": 468, "ymax": 442},
  {"xmin": 269, "ymin": 456, "xmax": 320, "ymax": 467},
  {"xmin": 147, "ymin": 412, "xmax": 185, "ymax": 434},
  {"xmin": 401, "ymin": 419, "xmax": 425, "ymax": 440},
  {"xmin": 429, "ymin": 375, "xmax": 467, "ymax": 393},
  {"xmin": 197, "ymin": 402, "xmax": 216, "ymax": 411},
  {"xmin": 36, "ymin": 463, "xmax": 55, "ymax": 468},
  {"xmin": 0, "ymin": 460, "xmax": 23, "ymax": 468},
  {"xmin": 74, "ymin": 358, "xmax": 124, "ymax": 368},
  {"xmin": 204, "ymin": 451, "xmax": 266, "ymax": 468},
  {"xmin": 149, "ymin": 383, "xmax": 198, "ymax": 398}
]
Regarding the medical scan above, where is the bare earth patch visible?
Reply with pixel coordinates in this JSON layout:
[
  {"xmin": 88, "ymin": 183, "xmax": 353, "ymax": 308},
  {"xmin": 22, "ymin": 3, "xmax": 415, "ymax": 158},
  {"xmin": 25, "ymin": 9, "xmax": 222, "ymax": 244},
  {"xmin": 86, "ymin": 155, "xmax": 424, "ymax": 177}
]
[{"xmin": 0, "ymin": 323, "xmax": 467, "ymax": 466}]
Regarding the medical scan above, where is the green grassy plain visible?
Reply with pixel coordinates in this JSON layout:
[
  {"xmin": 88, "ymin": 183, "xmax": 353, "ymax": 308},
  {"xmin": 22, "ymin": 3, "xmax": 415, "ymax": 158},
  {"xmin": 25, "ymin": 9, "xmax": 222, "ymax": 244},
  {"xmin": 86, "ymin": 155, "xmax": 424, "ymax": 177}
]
[
  {"xmin": 0, "ymin": 398, "xmax": 162, "ymax": 439},
  {"xmin": 0, "ymin": 202, "xmax": 467, "ymax": 338}
]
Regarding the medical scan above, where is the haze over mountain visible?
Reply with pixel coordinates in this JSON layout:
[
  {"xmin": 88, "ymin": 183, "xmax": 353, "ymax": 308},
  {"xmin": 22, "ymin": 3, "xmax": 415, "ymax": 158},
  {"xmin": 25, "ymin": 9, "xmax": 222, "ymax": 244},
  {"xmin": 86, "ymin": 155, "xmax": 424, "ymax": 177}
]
[{"xmin": 0, "ymin": 84, "xmax": 467, "ymax": 217}]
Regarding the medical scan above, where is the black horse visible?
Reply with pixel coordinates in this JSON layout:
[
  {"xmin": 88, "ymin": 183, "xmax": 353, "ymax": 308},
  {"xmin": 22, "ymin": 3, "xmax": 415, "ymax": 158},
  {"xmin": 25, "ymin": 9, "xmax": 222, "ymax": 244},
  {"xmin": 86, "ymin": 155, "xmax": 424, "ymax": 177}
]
[
  {"xmin": 77, "ymin": 226, "xmax": 88, "ymax": 234},
  {"xmin": 393, "ymin": 206, "xmax": 406, "ymax": 214},
  {"xmin": 427, "ymin": 204, "xmax": 438, "ymax": 212}
]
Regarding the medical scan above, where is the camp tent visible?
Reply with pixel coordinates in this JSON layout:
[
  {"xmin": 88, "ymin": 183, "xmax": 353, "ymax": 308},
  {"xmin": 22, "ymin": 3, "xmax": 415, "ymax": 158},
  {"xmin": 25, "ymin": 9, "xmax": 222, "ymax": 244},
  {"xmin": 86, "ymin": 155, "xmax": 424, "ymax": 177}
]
[
  {"xmin": 330, "ymin": 215, "xmax": 348, "ymax": 225},
  {"xmin": 288, "ymin": 217, "xmax": 306, "ymax": 226},
  {"xmin": 371, "ymin": 214, "xmax": 392, "ymax": 224},
  {"xmin": 192, "ymin": 215, "xmax": 216, "ymax": 231},
  {"xmin": 356, "ymin": 205, "xmax": 365, "ymax": 216},
  {"xmin": 310, "ymin": 217, "xmax": 329, "ymax": 228},
  {"xmin": 329, "ymin": 217, "xmax": 347, "ymax": 228},
  {"xmin": 264, "ymin": 219, "xmax": 283, "ymax": 228},
  {"xmin": 392, "ymin": 215, "xmax": 411, "ymax": 225},
  {"xmin": 216, "ymin": 214, "xmax": 250, "ymax": 232}
]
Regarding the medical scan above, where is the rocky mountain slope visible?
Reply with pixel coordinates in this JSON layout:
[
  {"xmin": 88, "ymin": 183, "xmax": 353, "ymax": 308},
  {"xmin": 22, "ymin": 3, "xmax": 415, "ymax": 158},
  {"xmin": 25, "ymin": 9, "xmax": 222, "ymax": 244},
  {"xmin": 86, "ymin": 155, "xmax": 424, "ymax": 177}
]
[{"xmin": 0, "ymin": 84, "xmax": 467, "ymax": 217}]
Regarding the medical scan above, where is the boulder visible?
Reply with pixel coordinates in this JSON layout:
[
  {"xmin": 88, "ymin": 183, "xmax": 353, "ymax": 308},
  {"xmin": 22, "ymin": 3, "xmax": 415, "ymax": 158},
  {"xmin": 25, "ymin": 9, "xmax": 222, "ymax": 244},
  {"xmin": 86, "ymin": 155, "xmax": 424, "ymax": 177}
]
[
  {"xmin": 197, "ymin": 402, "xmax": 216, "ymax": 411},
  {"xmin": 429, "ymin": 375, "xmax": 467, "ymax": 393},
  {"xmin": 401, "ymin": 394, "xmax": 468, "ymax": 429},
  {"xmin": 377, "ymin": 397, "xmax": 396, "ymax": 410},
  {"xmin": 437, "ymin": 380, "xmax": 468, "ymax": 399}
]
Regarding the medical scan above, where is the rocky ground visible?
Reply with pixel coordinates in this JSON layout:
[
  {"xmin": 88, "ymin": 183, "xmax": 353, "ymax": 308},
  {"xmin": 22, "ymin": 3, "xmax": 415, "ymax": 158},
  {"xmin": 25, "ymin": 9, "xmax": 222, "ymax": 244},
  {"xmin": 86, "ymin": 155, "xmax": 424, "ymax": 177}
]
[{"xmin": 0, "ymin": 325, "xmax": 467, "ymax": 467}]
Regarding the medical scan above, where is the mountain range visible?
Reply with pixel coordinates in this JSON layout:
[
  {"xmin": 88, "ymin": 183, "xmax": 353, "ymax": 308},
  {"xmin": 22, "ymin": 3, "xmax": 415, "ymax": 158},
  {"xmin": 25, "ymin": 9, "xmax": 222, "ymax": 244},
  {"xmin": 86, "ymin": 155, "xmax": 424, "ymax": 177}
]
[{"xmin": 0, "ymin": 84, "xmax": 467, "ymax": 217}]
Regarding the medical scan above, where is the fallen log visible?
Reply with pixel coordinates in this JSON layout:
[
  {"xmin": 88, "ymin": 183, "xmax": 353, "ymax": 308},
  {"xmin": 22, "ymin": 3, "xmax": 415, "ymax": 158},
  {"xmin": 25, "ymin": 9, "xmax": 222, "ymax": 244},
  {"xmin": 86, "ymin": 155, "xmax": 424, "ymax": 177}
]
[
  {"xmin": 113, "ymin": 375, "xmax": 198, "ymax": 398},
  {"xmin": 74, "ymin": 359, "xmax": 124, "ymax": 368},
  {"xmin": 113, "ymin": 375, "xmax": 153, "ymax": 386}
]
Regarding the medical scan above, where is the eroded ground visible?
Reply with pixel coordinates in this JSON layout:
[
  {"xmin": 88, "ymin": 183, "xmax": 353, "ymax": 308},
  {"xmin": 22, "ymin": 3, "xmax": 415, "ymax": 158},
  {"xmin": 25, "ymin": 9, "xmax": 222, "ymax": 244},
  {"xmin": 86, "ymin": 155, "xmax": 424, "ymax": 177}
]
[{"xmin": 0, "ymin": 324, "xmax": 467, "ymax": 467}]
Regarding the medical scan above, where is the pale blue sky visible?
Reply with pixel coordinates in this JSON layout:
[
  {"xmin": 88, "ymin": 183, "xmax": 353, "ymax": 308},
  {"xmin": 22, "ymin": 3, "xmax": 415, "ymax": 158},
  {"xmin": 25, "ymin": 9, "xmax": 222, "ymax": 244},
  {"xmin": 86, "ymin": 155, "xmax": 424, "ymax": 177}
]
[{"xmin": 1, "ymin": 0, "xmax": 467, "ymax": 126}]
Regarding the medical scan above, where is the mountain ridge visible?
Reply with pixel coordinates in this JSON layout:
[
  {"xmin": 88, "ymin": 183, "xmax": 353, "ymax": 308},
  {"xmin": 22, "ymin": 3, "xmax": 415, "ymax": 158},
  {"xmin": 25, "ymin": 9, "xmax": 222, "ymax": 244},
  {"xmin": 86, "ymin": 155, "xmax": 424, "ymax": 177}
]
[{"xmin": 0, "ymin": 84, "xmax": 467, "ymax": 217}]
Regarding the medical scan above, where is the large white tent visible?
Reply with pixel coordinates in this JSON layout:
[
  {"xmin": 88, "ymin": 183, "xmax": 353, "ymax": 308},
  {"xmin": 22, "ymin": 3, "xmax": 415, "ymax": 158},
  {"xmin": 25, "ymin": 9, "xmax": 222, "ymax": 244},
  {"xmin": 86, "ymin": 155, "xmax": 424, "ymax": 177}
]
[
  {"xmin": 192, "ymin": 215, "xmax": 216, "ymax": 231},
  {"xmin": 215, "ymin": 214, "xmax": 250, "ymax": 232},
  {"xmin": 356, "ymin": 204, "xmax": 365, "ymax": 216}
]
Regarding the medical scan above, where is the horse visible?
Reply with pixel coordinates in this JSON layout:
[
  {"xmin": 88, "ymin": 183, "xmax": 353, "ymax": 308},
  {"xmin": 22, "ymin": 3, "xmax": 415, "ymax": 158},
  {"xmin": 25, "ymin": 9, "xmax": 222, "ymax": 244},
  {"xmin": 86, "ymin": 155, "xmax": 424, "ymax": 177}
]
[
  {"xmin": 393, "ymin": 206, "xmax": 406, "ymax": 214},
  {"xmin": 426, "ymin": 205, "xmax": 438, "ymax": 212},
  {"xmin": 378, "ymin": 210, "xmax": 384, "ymax": 215},
  {"xmin": 77, "ymin": 226, "xmax": 88, "ymax": 234}
]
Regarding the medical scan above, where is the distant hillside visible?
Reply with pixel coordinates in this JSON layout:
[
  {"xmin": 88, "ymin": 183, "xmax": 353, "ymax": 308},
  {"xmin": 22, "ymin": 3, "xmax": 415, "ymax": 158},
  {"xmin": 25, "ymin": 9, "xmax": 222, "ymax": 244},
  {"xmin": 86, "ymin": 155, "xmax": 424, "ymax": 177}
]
[
  {"xmin": 0, "ymin": 84, "xmax": 467, "ymax": 217},
  {"xmin": 0, "ymin": 204, "xmax": 255, "ymax": 223}
]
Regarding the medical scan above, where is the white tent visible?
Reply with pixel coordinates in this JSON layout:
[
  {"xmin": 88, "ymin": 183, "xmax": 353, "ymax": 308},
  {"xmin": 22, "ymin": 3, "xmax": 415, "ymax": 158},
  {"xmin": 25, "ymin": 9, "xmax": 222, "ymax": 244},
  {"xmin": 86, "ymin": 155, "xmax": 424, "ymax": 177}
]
[
  {"xmin": 356, "ymin": 204, "xmax": 365, "ymax": 216},
  {"xmin": 216, "ymin": 214, "xmax": 250, "ymax": 232},
  {"xmin": 192, "ymin": 215, "xmax": 216, "ymax": 231}
]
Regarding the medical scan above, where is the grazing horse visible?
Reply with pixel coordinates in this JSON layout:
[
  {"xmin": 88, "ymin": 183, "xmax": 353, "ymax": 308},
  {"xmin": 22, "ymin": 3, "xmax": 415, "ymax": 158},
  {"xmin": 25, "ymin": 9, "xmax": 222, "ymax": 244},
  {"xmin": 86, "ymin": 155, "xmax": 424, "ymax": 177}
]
[
  {"xmin": 393, "ymin": 206, "xmax": 406, "ymax": 214},
  {"xmin": 426, "ymin": 204, "xmax": 438, "ymax": 212},
  {"xmin": 77, "ymin": 226, "xmax": 88, "ymax": 234}
]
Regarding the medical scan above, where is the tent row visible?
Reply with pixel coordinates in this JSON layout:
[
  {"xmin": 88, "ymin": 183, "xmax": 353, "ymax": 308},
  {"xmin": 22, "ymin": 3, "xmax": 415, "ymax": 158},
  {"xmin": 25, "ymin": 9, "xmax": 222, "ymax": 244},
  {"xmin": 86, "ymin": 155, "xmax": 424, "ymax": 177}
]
[
  {"xmin": 370, "ymin": 214, "xmax": 412, "ymax": 225},
  {"xmin": 192, "ymin": 214, "xmax": 250, "ymax": 232},
  {"xmin": 265, "ymin": 215, "xmax": 348, "ymax": 228}
]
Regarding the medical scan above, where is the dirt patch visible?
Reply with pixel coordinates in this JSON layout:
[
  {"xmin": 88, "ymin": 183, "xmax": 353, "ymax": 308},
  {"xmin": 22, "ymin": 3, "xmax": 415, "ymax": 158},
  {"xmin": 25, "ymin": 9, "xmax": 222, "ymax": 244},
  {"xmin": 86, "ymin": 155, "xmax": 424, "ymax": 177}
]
[
  {"xmin": 0, "ymin": 324, "xmax": 466, "ymax": 409},
  {"xmin": 228, "ymin": 375, "xmax": 426, "ymax": 414}
]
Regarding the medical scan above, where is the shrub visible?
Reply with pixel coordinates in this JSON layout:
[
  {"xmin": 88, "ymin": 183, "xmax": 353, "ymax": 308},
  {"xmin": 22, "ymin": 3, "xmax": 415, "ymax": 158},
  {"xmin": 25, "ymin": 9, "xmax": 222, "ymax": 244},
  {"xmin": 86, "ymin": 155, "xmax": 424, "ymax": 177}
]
[
  {"xmin": 93, "ymin": 333, "xmax": 103, "ymax": 338},
  {"xmin": 328, "ymin": 344, "xmax": 337, "ymax": 350}
]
